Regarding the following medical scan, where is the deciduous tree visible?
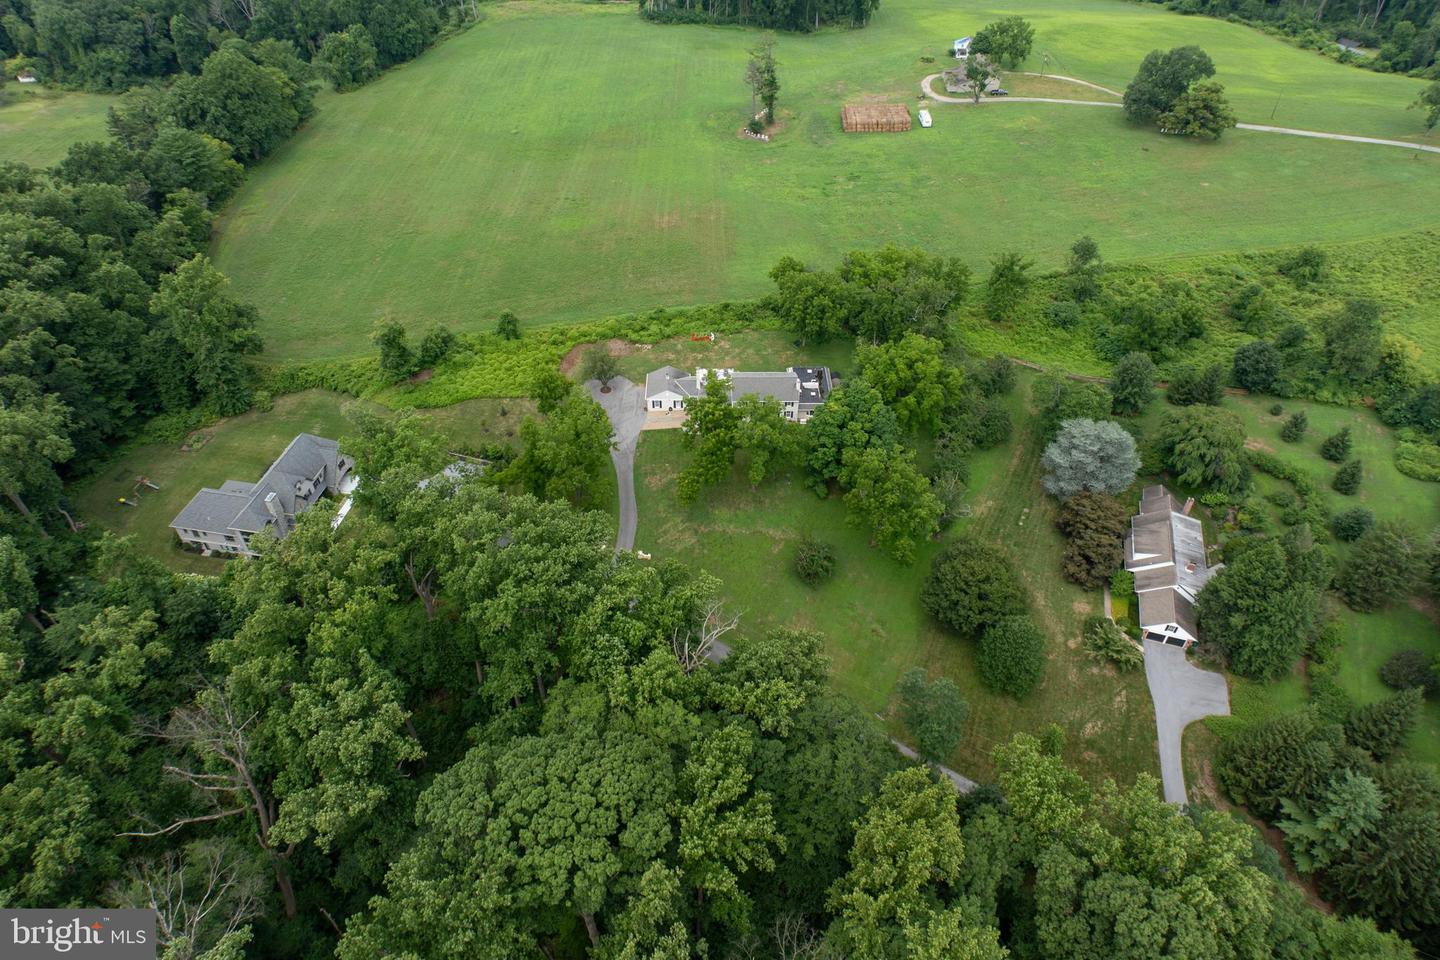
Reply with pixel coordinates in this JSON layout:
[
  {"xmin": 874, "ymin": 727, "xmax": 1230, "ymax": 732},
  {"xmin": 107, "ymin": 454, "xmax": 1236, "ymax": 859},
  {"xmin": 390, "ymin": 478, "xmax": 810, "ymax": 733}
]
[
  {"xmin": 506, "ymin": 393, "xmax": 614, "ymax": 503},
  {"xmin": 1158, "ymin": 79, "xmax": 1237, "ymax": 139},
  {"xmin": 895, "ymin": 668, "xmax": 968, "ymax": 763},
  {"xmin": 841, "ymin": 445, "xmax": 942, "ymax": 563},
  {"xmin": 1123, "ymin": 46, "xmax": 1217, "ymax": 124},
  {"xmin": 855, "ymin": 333, "xmax": 963, "ymax": 432},
  {"xmin": 1056, "ymin": 491, "xmax": 1131, "ymax": 587},
  {"xmin": 984, "ymin": 251, "xmax": 1032, "ymax": 322},
  {"xmin": 1041, "ymin": 418, "xmax": 1140, "ymax": 498},
  {"xmin": 922, "ymin": 539, "xmax": 1026, "ymax": 637},
  {"xmin": 978, "ymin": 615, "xmax": 1045, "ymax": 698},
  {"xmin": 1108, "ymin": 351, "xmax": 1156, "ymax": 414}
]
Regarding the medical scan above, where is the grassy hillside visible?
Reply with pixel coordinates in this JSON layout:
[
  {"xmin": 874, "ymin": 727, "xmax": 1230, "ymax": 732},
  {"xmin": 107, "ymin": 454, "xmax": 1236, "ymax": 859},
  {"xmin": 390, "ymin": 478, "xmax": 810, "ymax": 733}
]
[
  {"xmin": 212, "ymin": 0, "xmax": 1440, "ymax": 360},
  {"xmin": 0, "ymin": 84, "xmax": 114, "ymax": 168}
]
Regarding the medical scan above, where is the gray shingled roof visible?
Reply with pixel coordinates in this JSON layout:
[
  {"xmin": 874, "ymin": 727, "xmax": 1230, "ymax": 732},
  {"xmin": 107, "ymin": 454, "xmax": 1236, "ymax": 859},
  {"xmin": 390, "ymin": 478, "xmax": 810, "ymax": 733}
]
[
  {"xmin": 729, "ymin": 371, "xmax": 800, "ymax": 403},
  {"xmin": 645, "ymin": 366, "xmax": 690, "ymax": 396},
  {"xmin": 171, "ymin": 488, "xmax": 253, "ymax": 533}
]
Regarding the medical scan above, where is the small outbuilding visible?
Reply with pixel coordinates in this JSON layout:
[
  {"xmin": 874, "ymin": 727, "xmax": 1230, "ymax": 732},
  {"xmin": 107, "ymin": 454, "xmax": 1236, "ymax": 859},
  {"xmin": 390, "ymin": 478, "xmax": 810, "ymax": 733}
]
[
  {"xmin": 840, "ymin": 103, "xmax": 911, "ymax": 133},
  {"xmin": 953, "ymin": 36, "xmax": 973, "ymax": 59},
  {"xmin": 16, "ymin": 69, "xmax": 38, "ymax": 84}
]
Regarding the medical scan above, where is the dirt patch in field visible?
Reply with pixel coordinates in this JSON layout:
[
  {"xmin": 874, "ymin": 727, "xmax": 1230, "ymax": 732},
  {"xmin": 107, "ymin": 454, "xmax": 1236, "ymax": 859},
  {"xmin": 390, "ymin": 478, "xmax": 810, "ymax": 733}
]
[
  {"xmin": 1244, "ymin": 437, "xmax": 1274, "ymax": 453},
  {"xmin": 408, "ymin": 367, "xmax": 434, "ymax": 384},
  {"xmin": 560, "ymin": 338, "xmax": 637, "ymax": 375},
  {"xmin": 1409, "ymin": 594, "xmax": 1440, "ymax": 626}
]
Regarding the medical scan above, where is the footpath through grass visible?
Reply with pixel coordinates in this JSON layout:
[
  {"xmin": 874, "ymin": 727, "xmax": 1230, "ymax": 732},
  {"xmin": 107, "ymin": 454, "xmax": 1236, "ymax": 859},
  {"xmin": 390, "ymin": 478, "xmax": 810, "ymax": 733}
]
[
  {"xmin": 212, "ymin": 0, "xmax": 1440, "ymax": 360},
  {"xmin": 633, "ymin": 371, "xmax": 1159, "ymax": 786},
  {"xmin": 0, "ymin": 84, "xmax": 114, "ymax": 168}
]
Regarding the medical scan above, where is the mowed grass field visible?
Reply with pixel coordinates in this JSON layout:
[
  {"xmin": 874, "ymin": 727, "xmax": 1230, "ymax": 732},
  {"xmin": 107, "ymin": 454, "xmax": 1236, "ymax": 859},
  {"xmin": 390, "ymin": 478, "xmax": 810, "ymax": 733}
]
[
  {"xmin": 633, "ymin": 370, "xmax": 1160, "ymax": 786},
  {"xmin": 211, "ymin": 0, "xmax": 1440, "ymax": 360},
  {"xmin": 0, "ymin": 84, "xmax": 114, "ymax": 167}
]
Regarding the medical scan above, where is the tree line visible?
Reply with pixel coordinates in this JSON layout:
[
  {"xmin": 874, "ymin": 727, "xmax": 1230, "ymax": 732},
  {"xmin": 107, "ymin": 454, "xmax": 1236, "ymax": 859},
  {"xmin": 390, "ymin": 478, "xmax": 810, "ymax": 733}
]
[
  {"xmin": 1131, "ymin": 0, "xmax": 1439, "ymax": 76},
  {"xmin": 0, "ymin": 0, "xmax": 457, "ymax": 92},
  {"xmin": 637, "ymin": 0, "xmax": 879, "ymax": 33}
]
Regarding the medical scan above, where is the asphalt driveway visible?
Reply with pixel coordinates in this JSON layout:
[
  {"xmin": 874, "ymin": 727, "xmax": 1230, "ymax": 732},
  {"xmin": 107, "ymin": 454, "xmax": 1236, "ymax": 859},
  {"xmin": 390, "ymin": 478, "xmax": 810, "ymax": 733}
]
[
  {"xmin": 1143, "ymin": 640, "xmax": 1230, "ymax": 804},
  {"xmin": 587, "ymin": 377, "xmax": 646, "ymax": 552}
]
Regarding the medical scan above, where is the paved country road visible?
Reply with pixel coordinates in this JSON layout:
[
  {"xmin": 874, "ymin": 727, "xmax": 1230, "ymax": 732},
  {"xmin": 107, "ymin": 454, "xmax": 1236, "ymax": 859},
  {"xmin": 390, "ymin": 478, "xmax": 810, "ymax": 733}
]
[
  {"xmin": 588, "ymin": 377, "xmax": 646, "ymax": 552},
  {"xmin": 1143, "ymin": 641, "xmax": 1230, "ymax": 804},
  {"xmin": 919, "ymin": 74, "xmax": 1440, "ymax": 156}
]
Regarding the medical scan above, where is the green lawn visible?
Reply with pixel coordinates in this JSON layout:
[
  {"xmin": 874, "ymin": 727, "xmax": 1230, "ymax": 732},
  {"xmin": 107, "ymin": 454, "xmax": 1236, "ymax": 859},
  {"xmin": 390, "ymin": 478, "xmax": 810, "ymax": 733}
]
[
  {"xmin": 0, "ymin": 84, "xmax": 114, "ymax": 168},
  {"xmin": 1333, "ymin": 605, "xmax": 1440, "ymax": 766},
  {"xmin": 211, "ymin": 0, "xmax": 1440, "ymax": 361},
  {"xmin": 69, "ymin": 391, "xmax": 541, "ymax": 573},
  {"xmin": 633, "ymin": 371, "xmax": 1159, "ymax": 786},
  {"xmin": 1229, "ymin": 392, "xmax": 1440, "ymax": 532}
]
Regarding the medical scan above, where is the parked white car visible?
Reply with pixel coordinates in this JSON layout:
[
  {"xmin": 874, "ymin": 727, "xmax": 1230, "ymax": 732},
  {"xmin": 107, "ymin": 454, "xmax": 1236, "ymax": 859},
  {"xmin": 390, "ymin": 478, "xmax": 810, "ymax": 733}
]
[{"xmin": 918, "ymin": 109, "xmax": 933, "ymax": 128}]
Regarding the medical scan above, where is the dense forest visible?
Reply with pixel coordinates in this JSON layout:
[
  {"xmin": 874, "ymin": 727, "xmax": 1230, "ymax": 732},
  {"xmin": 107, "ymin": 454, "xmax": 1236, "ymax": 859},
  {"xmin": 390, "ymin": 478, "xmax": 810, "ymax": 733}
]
[
  {"xmin": 0, "ymin": 0, "xmax": 460, "ymax": 91},
  {"xmin": 1136, "ymin": 0, "xmax": 1440, "ymax": 74}
]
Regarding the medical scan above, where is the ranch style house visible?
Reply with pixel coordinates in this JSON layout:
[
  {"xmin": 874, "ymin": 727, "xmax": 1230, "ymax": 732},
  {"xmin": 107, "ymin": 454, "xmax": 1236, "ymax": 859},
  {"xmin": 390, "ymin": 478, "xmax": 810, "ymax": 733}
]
[
  {"xmin": 644, "ymin": 365, "xmax": 834, "ymax": 422},
  {"xmin": 1124, "ymin": 484, "xmax": 1223, "ymax": 648},
  {"xmin": 170, "ymin": 433, "xmax": 354, "ymax": 557}
]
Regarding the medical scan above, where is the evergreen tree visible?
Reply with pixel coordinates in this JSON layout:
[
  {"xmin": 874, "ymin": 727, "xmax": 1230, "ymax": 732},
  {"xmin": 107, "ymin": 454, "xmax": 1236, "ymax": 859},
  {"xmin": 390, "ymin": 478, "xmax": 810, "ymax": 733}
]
[
  {"xmin": 1332, "ymin": 459, "xmax": 1362, "ymax": 495},
  {"xmin": 1337, "ymin": 521, "xmax": 1423, "ymax": 612},
  {"xmin": 1320, "ymin": 426, "xmax": 1352, "ymax": 462},
  {"xmin": 1278, "ymin": 769, "xmax": 1384, "ymax": 874},
  {"xmin": 1280, "ymin": 411, "xmax": 1307, "ymax": 442},
  {"xmin": 1232, "ymin": 339, "xmax": 1281, "ymax": 393},
  {"xmin": 1330, "ymin": 506, "xmax": 1374, "ymax": 542},
  {"xmin": 1167, "ymin": 363, "xmax": 1226, "ymax": 406},
  {"xmin": 1344, "ymin": 687, "xmax": 1422, "ymax": 761},
  {"xmin": 1217, "ymin": 712, "xmax": 1346, "ymax": 819},
  {"xmin": 1196, "ymin": 535, "xmax": 1328, "ymax": 681}
]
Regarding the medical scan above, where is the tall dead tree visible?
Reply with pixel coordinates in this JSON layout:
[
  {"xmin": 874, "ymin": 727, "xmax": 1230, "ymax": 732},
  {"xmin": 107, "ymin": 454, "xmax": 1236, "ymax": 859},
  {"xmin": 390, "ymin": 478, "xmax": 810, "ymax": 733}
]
[{"xmin": 122, "ymin": 688, "xmax": 298, "ymax": 917}]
